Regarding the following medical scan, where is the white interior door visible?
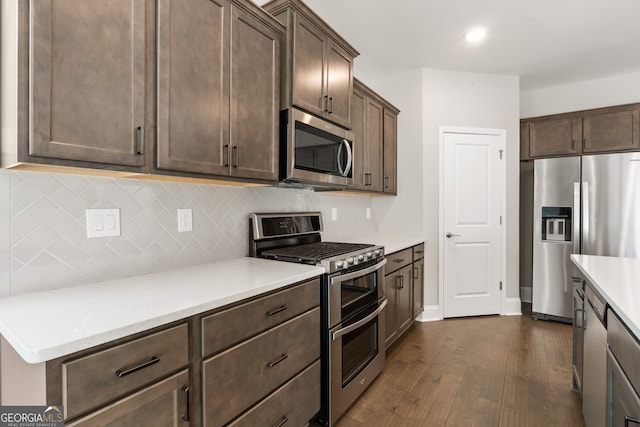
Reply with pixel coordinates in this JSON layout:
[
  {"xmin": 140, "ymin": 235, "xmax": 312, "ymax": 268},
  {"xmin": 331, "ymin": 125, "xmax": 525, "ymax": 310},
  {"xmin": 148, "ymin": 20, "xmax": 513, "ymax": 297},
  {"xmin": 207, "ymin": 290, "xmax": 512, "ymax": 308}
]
[{"xmin": 441, "ymin": 129, "xmax": 505, "ymax": 317}]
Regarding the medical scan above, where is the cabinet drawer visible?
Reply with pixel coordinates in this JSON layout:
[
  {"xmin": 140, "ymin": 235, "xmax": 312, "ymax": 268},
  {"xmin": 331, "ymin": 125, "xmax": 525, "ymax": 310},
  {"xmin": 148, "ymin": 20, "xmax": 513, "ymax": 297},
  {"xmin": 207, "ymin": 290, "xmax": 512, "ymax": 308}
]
[
  {"xmin": 67, "ymin": 370, "xmax": 190, "ymax": 426},
  {"xmin": 203, "ymin": 308, "xmax": 320, "ymax": 426},
  {"xmin": 228, "ymin": 360, "xmax": 320, "ymax": 427},
  {"xmin": 413, "ymin": 243, "xmax": 425, "ymax": 261},
  {"xmin": 63, "ymin": 324, "xmax": 188, "ymax": 420},
  {"xmin": 385, "ymin": 248, "xmax": 412, "ymax": 274},
  {"xmin": 607, "ymin": 310, "xmax": 640, "ymax": 393},
  {"xmin": 201, "ymin": 278, "xmax": 320, "ymax": 356}
]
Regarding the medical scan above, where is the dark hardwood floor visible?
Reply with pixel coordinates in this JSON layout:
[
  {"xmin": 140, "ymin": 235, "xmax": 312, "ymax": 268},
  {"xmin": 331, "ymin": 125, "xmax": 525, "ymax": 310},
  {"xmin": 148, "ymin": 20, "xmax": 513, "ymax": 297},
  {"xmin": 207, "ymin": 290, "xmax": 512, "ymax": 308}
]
[{"xmin": 336, "ymin": 306, "xmax": 585, "ymax": 427}]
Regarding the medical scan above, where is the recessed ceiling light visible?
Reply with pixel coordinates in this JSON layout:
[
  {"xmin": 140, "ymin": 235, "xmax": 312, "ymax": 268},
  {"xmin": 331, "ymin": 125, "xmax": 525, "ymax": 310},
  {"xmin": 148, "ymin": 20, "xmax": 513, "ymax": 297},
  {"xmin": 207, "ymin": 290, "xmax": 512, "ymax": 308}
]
[{"xmin": 465, "ymin": 27, "xmax": 487, "ymax": 43}]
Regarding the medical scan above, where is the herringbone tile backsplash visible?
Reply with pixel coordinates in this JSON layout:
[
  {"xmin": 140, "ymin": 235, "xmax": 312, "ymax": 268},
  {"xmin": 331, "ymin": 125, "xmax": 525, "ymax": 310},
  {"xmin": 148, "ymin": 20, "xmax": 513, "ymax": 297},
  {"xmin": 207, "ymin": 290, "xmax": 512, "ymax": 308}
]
[{"xmin": 0, "ymin": 170, "xmax": 375, "ymax": 296}]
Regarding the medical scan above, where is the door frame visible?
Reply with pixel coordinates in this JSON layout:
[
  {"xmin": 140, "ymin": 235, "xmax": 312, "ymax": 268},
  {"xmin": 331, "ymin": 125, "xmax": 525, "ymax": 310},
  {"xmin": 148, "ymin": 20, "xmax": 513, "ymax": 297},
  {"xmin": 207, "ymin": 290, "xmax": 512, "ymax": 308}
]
[{"xmin": 438, "ymin": 126, "xmax": 507, "ymax": 319}]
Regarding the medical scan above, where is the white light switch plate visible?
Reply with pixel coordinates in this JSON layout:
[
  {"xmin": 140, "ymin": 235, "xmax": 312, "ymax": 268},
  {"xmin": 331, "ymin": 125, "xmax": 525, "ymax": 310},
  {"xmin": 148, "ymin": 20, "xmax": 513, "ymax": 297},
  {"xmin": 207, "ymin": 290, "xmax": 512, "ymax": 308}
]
[
  {"xmin": 86, "ymin": 209, "xmax": 121, "ymax": 238},
  {"xmin": 331, "ymin": 207, "xmax": 338, "ymax": 221},
  {"xmin": 366, "ymin": 207, "xmax": 371, "ymax": 219},
  {"xmin": 178, "ymin": 209, "xmax": 193, "ymax": 232}
]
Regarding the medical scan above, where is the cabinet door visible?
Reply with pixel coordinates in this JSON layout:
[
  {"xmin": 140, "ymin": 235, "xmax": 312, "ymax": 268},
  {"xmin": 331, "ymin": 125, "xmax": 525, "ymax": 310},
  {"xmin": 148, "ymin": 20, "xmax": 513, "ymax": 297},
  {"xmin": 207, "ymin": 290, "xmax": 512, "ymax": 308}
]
[
  {"xmin": 325, "ymin": 39, "xmax": 353, "ymax": 128},
  {"xmin": 383, "ymin": 273, "xmax": 398, "ymax": 349},
  {"xmin": 396, "ymin": 265, "xmax": 414, "ymax": 336},
  {"xmin": 530, "ymin": 117, "xmax": 580, "ymax": 157},
  {"xmin": 350, "ymin": 86, "xmax": 368, "ymax": 190},
  {"xmin": 582, "ymin": 109, "xmax": 640, "ymax": 153},
  {"xmin": 157, "ymin": 0, "xmax": 230, "ymax": 175},
  {"xmin": 30, "ymin": 0, "xmax": 146, "ymax": 167},
  {"xmin": 229, "ymin": 5, "xmax": 281, "ymax": 181},
  {"xmin": 67, "ymin": 371, "xmax": 190, "ymax": 426},
  {"xmin": 520, "ymin": 121, "xmax": 531, "ymax": 160},
  {"xmin": 291, "ymin": 14, "xmax": 325, "ymax": 117},
  {"xmin": 383, "ymin": 109, "xmax": 398, "ymax": 194},
  {"xmin": 413, "ymin": 258, "xmax": 424, "ymax": 319},
  {"xmin": 366, "ymin": 97, "xmax": 384, "ymax": 192}
]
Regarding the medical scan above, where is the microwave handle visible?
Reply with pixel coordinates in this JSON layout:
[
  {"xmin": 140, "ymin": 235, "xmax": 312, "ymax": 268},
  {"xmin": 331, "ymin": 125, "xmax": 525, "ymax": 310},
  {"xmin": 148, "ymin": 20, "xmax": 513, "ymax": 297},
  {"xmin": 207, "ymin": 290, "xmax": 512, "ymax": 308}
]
[{"xmin": 337, "ymin": 139, "xmax": 353, "ymax": 177}]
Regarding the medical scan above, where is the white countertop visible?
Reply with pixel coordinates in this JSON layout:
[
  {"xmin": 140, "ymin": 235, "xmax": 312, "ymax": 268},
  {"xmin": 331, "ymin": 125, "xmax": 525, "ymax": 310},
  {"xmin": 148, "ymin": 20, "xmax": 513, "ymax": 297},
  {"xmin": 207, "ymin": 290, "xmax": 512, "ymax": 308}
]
[
  {"xmin": 0, "ymin": 258, "xmax": 324, "ymax": 364},
  {"xmin": 346, "ymin": 233, "xmax": 424, "ymax": 255},
  {"xmin": 571, "ymin": 254, "xmax": 640, "ymax": 339}
]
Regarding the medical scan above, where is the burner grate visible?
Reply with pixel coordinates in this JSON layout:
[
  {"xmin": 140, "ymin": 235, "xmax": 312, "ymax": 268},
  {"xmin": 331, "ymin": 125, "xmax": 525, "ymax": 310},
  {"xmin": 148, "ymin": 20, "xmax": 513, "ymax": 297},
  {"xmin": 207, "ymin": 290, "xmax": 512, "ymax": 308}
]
[{"xmin": 262, "ymin": 241, "xmax": 373, "ymax": 262}]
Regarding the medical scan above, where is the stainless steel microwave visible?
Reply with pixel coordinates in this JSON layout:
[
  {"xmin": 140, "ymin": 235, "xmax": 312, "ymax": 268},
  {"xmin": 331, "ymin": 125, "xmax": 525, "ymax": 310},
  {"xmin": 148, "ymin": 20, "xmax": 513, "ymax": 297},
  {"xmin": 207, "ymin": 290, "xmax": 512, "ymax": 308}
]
[{"xmin": 280, "ymin": 108, "xmax": 354, "ymax": 189}]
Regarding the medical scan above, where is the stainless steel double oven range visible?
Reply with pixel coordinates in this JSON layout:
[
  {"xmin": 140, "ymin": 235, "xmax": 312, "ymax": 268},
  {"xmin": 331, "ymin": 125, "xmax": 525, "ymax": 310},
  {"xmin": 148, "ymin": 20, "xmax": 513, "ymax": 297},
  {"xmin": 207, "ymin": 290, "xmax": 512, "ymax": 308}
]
[{"xmin": 250, "ymin": 212, "xmax": 387, "ymax": 426}]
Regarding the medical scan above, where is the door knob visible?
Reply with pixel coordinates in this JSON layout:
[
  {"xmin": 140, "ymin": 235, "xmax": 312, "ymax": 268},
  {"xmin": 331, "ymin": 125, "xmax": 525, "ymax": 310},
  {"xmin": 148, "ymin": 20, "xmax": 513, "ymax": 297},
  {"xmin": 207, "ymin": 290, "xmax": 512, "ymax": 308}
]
[{"xmin": 446, "ymin": 232, "xmax": 461, "ymax": 238}]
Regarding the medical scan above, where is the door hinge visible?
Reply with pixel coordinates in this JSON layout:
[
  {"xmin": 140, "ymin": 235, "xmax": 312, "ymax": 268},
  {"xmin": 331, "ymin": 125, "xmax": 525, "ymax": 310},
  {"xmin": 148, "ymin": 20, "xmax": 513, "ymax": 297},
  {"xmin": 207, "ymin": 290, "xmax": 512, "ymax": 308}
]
[
  {"xmin": 499, "ymin": 149, "xmax": 503, "ymax": 159},
  {"xmin": 499, "ymin": 281, "xmax": 503, "ymax": 291}
]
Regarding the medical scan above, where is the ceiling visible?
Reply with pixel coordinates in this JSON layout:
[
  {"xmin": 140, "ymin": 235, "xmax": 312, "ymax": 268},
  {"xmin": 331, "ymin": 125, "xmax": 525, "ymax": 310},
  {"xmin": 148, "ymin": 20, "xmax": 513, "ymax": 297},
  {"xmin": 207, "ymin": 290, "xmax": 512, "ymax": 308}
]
[{"xmin": 260, "ymin": 0, "xmax": 640, "ymax": 91}]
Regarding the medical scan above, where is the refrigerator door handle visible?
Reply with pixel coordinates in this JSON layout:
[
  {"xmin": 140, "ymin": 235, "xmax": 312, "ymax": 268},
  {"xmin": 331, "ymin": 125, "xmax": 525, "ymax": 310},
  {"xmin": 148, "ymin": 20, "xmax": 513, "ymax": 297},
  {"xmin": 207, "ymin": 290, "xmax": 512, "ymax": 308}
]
[
  {"xmin": 582, "ymin": 181, "xmax": 589, "ymax": 255},
  {"xmin": 573, "ymin": 182, "xmax": 581, "ymax": 255}
]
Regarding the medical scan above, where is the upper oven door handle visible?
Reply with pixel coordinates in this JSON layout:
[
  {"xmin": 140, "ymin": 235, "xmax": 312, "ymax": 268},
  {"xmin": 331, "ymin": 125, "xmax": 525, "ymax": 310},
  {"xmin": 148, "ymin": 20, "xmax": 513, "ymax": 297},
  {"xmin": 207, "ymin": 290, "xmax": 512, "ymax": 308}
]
[
  {"xmin": 330, "ymin": 258, "xmax": 387, "ymax": 285},
  {"xmin": 332, "ymin": 298, "xmax": 387, "ymax": 341}
]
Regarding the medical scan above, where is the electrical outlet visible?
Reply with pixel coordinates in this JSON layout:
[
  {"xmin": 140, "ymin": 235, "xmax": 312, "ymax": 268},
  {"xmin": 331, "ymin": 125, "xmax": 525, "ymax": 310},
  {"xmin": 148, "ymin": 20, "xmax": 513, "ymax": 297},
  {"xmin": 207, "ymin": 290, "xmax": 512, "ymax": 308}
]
[
  {"xmin": 178, "ymin": 209, "xmax": 193, "ymax": 232},
  {"xmin": 86, "ymin": 208, "xmax": 121, "ymax": 238},
  {"xmin": 331, "ymin": 207, "xmax": 338, "ymax": 221},
  {"xmin": 366, "ymin": 207, "xmax": 371, "ymax": 220}
]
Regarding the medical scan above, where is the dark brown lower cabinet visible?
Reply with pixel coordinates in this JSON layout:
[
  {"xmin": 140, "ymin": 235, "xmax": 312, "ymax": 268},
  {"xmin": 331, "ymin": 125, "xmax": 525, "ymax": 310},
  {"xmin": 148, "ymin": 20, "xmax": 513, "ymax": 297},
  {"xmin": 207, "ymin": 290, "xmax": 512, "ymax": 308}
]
[{"xmin": 67, "ymin": 371, "xmax": 190, "ymax": 427}]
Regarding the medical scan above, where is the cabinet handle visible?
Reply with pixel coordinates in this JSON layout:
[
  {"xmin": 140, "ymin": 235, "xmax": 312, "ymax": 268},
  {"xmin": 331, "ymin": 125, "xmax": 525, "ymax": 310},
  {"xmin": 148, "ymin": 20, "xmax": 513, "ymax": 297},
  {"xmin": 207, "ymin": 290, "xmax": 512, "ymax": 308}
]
[
  {"xmin": 224, "ymin": 144, "xmax": 230, "ymax": 167},
  {"xmin": 396, "ymin": 276, "xmax": 404, "ymax": 289},
  {"xmin": 115, "ymin": 356, "xmax": 159, "ymax": 377},
  {"xmin": 385, "ymin": 177, "xmax": 389, "ymax": 188},
  {"xmin": 583, "ymin": 138, "xmax": 587, "ymax": 149},
  {"xmin": 181, "ymin": 386, "xmax": 190, "ymax": 422},
  {"xmin": 414, "ymin": 267, "xmax": 419, "ymax": 280},
  {"xmin": 136, "ymin": 126, "xmax": 144, "ymax": 155},
  {"xmin": 271, "ymin": 415, "xmax": 289, "ymax": 427},
  {"xmin": 625, "ymin": 416, "xmax": 640, "ymax": 426},
  {"xmin": 322, "ymin": 95, "xmax": 329, "ymax": 112},
  {"xmin": 233, "ymin": 146, "xmax": 239, "ymax": 168},
  {"xmin": 571, "ymin": 139, "xmax": 575, "ymax": 150},
  {"xmin": 328, "ymin": 96, "xmax": 333, "ymax": 113},
  {"xmin": 266, "ymin": 305, "xmax": 288, "ymax": 316},
  {"xmin": 266, "ymin": 353, "xmax": 288, "ymax": 367},
  {"xmin": 393, "ymin": 259, "xmax": 403, "ymax": 263}
]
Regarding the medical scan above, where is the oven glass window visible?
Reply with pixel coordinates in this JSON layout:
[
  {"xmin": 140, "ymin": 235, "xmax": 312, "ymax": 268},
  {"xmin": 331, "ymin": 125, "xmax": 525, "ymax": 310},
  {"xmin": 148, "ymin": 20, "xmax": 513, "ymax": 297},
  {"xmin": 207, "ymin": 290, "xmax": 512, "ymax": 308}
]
[
  {"xmin": 295, "ymin": 121, "xmax": 353, "ymax": 178},
  {"xmin": 342, "ymin": 315, "xmax": 378, "ymax": 387},
  {"xmin": 341, "ymin": 266, "xmax": 379, "ymax": 319}
]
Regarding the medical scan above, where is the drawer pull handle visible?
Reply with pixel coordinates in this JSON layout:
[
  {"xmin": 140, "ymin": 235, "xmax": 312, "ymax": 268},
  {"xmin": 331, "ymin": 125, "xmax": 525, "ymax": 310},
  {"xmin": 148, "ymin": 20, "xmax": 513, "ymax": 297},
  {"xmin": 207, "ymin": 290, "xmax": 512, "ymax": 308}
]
[
  {"xmin": 266, "ymin": 305, "xmax": 288, "ymax": 316},
  {"xmin": 393, "ymin": 259, "xmax": 403, "ymax": 263},
  {"xmin": 266, "ymin": 353, "xmax": 288, "ymax": 368},
  {"xmin": 271, "ymin": 415, "xmax": 289, "ymax": 427},
  {"xmin": 115, "ymin": 356, "xmax": 159, "ymax": 378},
  {"xmin": 626, "ymin": 416, "xmax": 640, "ymax": 426},
  {"xmin": 414, "ymin": 267, "xmax": 419, "ymax": 280},
  {"xmin": 181, "ymin": 386, "xmax": 190, "ymax": 422}
]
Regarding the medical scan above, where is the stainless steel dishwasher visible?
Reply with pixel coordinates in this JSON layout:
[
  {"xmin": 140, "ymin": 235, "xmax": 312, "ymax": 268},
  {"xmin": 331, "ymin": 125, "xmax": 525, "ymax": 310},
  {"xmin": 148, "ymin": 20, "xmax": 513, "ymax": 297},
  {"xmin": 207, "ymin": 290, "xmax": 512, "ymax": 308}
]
[
  {"xmin": 607, "ymin": 309, "xmax": 640, "ymax": 426},
  {"xmin": 582, "ymin": 283, "xmax": 607, "ymax": 427}
]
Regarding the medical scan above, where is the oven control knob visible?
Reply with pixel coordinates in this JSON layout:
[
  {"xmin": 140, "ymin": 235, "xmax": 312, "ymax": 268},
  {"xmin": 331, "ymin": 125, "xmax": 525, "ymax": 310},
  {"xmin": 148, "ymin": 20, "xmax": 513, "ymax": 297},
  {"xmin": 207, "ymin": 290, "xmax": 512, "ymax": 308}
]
[
  {"xmin": 366, "ymin": 252, "xmax": 373, "ymax": 259},
  {"xmin": 374, "ymin": 249, "xmax": 381, "ymax": 257},
  {"xmin": 336, "ymin": 260, "xmax": 344, "ymax": 269},
  {"xmin": 346, "ymin": 257, "xmax": 354, "ymax": 265},
  {"xmin": 357, "ymin": 254, "xmax": 364, "ymax": 262}
]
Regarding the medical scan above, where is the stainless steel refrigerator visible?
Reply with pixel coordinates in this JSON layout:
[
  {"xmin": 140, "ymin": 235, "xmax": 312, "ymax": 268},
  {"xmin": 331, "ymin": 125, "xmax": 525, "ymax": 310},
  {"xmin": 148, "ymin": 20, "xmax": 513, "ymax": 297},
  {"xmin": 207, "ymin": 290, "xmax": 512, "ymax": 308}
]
[{"xmin": 532, "ymin": 152, "xmax": 640, "ymax": 321}]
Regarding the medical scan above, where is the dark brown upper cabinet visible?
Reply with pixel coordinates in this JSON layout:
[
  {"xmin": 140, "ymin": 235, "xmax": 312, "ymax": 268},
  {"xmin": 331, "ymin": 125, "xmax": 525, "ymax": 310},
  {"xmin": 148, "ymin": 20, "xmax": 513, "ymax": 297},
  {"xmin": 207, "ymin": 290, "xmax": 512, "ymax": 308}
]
[
  {"xmin": 521, "ymin": 103, "xmax": 640, "ymax": 160},
  {"xmin": 529, "ymin": 117, "xmax": 581, "ymax": 158},
  {"xmin": 383, "ymin": 106, "xmax": 399, "ymax": 195},
  {"xmin": 582, "ymin": 107, "xmax": 640, "ymax": 153},
  {"xmin": 156, "ymin": 0, "xmax": 282, "ymax": 182},
  {"xmin": 351, "ymin": 81, "xmax": 383, "ymax": 192},
  {"xmin": 27, "ymin": 0, "xmax": 149, "ymax": 170},
  {"xmin": 263, "ymin": 0, "xmax": 359, "ymax": 129}
]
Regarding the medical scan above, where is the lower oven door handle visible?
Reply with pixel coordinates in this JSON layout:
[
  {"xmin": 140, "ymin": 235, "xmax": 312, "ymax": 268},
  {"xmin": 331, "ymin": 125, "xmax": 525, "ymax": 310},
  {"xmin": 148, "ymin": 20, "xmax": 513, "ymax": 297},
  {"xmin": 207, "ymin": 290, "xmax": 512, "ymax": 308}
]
[
  {"xmin": 330, "ymin": 258, "xmax": 387, "ymax": 285},
  {"xmin": 332, "ymin": 298, "xmax": 388, "ymax": 341}
]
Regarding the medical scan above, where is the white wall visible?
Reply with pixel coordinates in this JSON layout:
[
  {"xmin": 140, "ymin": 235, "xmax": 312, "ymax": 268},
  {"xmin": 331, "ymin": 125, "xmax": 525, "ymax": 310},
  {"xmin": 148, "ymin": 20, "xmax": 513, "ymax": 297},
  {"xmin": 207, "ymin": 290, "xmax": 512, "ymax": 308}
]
[
  {"xmin": 521, "ymin": 71, "xmax": 640, "ymax": 118},
  {"xmin": 366, "ymin": 68, "xmax": 521, "ymax": 316}
]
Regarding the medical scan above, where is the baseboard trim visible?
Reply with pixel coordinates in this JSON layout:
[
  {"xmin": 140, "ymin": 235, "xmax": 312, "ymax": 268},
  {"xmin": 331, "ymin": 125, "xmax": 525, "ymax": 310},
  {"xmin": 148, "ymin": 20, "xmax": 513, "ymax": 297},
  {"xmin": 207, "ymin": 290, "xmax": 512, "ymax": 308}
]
[
  {"xmin": 520, "ymin": 286, "xmax": 532, "ymax": 303},
  {"xmin": 504, "ymin": 298, "xmax": 522, "ymax": 316},
  {"xmin": 415, "ymin": 305, "xmax": 441, "ymax": 322}
]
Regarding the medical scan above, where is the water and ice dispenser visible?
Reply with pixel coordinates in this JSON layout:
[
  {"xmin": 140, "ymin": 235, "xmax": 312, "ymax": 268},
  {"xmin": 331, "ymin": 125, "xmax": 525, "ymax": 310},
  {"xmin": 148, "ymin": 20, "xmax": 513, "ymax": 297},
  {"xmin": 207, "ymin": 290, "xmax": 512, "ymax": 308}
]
[{"xmin": 541, "ymin": 207, "xmax": 572, "ymax": 242}]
